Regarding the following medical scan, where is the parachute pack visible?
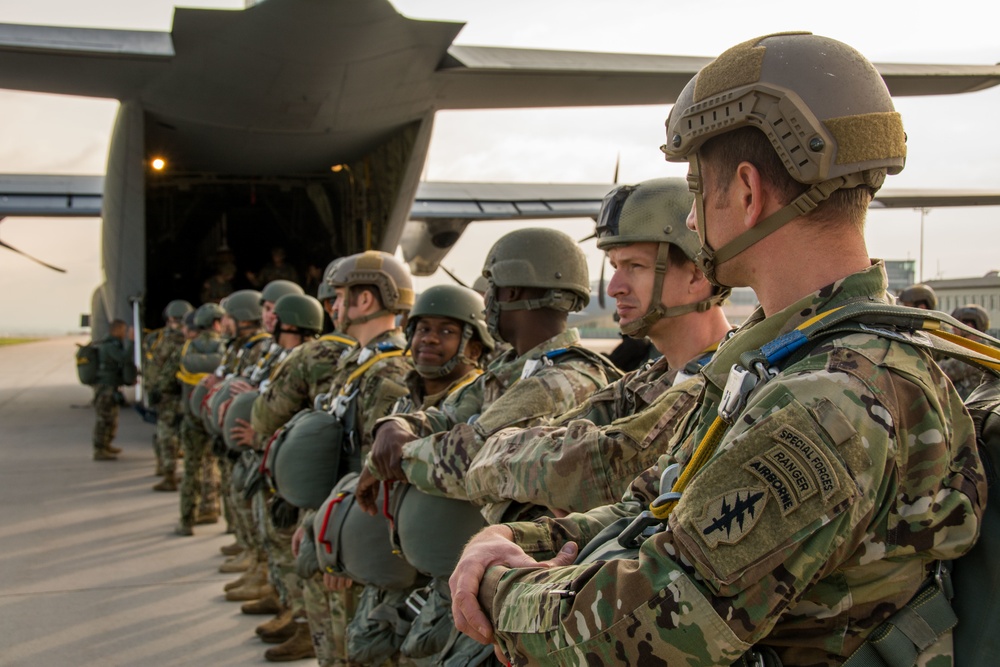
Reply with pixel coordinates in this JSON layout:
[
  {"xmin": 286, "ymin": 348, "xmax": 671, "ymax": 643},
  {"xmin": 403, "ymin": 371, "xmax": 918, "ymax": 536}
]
[{"xmin": 75, "ymin": 341, "xmax": 100, "ymax": 385}]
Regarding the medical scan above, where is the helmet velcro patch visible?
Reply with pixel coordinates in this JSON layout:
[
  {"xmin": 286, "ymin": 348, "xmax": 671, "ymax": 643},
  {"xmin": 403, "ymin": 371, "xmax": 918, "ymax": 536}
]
[{"xmin": 825, "ymin": 112, "xmax": 907, "ymax": 167}]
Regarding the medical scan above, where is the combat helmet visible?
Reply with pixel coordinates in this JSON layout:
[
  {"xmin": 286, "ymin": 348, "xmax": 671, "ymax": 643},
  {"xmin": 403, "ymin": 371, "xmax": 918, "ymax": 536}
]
[
  {"xmin": 273, "ymin": 293, "xmax": 324, "ymax": 335},
  {"xmin": 260, "ymin": 279, "xmax": 304, "ymax": 305},
  {"xmin": 481, "ymin": 228, "xmax": 589, "ymax": 338},
  {"xmin": 163, "ymin": 299, "xmax": 194, "ymax": 320},
  {"xmin": 952, "ymin": 304, "xmax": 990, "ymax": 333},
  {"xmin": 317, "ymin": 258, "xmax": 344, "ymax": 303},
  {"xmin": 194, "ymin": 302, "xmax": 226, "ymax": 329},
  {"xmin": 899, "ymin": 283, "xmax": 938, "ymax": 310},
  {"xmin": 222, "ymin": 289, "xmax": 263, "ymax": 322},
  {"xmin": 406, "ymin": 284, "xmax": 495, "ymax": 378},
  {"xmin": 595, "ymin": 177, "xmax": 729, "ymax": 337},
  {"xmin": 327, "ymin": 251, "xmax": 414, "ymax": 330},
  {"xmin": 662, "ymin": 32, "xmax": 907, "ymax": 286}
]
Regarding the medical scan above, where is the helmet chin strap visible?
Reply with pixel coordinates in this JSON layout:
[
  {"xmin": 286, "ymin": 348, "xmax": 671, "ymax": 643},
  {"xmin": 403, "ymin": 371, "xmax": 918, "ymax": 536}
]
[
  {"xmin": 619, "ymin": 242, "xmax": 728, "ymax": 339},
  {"xmin": 688, "ymin": 153, "xmax": 872, "ymax": 289}
]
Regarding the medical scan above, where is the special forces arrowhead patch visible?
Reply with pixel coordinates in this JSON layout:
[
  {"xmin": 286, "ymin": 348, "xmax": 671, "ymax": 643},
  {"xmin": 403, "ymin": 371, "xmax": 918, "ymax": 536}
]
[{"xmin": 696, "ymin": 488, "xmax": 768, "ymax": 549}]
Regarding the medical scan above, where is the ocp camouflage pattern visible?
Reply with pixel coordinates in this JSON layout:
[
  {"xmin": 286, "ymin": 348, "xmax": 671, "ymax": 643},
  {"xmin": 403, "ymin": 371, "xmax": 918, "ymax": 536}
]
[{"xmin": 483, "ymin": 263, "xmax": 985, "ymax": 666}]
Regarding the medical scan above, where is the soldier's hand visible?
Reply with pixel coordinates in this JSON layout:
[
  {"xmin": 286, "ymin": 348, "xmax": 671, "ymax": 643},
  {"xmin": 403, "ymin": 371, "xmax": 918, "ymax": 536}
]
[
  {"xmin": 228, "ymin": 379, "xmax": 253, "ymax": 396},
  {"xmin": 323, "ymin": 573, "xmax": 354, "ymax": 591},
  {"xmin": 355, "ymin": 468, "xmax": 381, "ymax": 516},
  {"xmin": 451, "ymin": 525, "xmax": 578, "ymax": 645},
  {"xmin": 291, "ymin": 525, "xmax": 305, "ymax": 557},
  {"xmin": 229, "ymin": 418, "xmax": 256, "ymax": 447},
  {"xmin": 370, "ymin": 421, "xmax": 412, "ymax": 480}
]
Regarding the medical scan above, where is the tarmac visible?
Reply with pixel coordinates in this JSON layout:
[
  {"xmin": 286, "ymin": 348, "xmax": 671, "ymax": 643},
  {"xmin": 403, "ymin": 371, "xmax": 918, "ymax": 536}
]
[{"xmin": 0, "ymin": 337, "xmax": 283, "ymax": 666}]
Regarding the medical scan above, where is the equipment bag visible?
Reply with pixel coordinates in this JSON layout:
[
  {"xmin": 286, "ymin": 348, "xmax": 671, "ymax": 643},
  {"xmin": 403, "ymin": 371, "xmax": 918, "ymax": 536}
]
[{"xmin": 75, "ymin": 341, "xmax": 100, "ymax": 385}]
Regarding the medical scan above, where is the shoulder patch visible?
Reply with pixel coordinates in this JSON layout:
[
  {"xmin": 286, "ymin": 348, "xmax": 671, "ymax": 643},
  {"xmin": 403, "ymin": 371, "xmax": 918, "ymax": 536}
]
[{"xmin": 696, "ymin": 487, "xmax": 768, "ymax": 548}]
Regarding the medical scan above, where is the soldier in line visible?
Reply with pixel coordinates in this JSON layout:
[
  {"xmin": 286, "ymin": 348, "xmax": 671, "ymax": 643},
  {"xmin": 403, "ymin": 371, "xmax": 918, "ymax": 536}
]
[
  {"xmin": 940, "ymin": 303, "xmax": 992, "ymax": 398},
  {"xmin": 450, "ymin": 33, "xmax": 985, "ymax": 666},
  {"xmin": 462, "ymin": 179, "xmax": 733, "ymax": 520},
  {"xmin": 898, "ymin": 282, "xmax": 938, "ymax": 310},
  {"xmin": 285, "ymin": 251, "xmax": 413, "ymax": 667},
  {"xmin": 91, "ymin": 318, "xmax": 137, "ymax": 461},
  {"xmin": 357, "ymin": 229, "xmax": 620, "ymax": 665},
  {"xmin": 147, "ymin": 300, "xmax": 194, "ymax": 487},
  {"xmin": 248, "ymin": 247, "xmax": 300, "ymax": 288},
  {"xmin": 174, "ymin": 303, "xmax": 227, "ymax": 536}
]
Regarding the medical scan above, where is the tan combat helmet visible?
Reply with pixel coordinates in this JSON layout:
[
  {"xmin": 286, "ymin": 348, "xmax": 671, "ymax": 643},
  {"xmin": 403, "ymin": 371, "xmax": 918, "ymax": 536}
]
[
  {"xmin": 952, "ymin": 304, "xmax": 990, "ymax": 333},
  {"xmin": 899, "ymin": 283, "xmax": 938, "ymax": 310},
  {"xmin": 327, "ymin": 251, "xmax": 414, "ymax": 329},
  {"xmin": 661, "ymin": 32, "xmax": 907, "ymax": 286},
  {"xmin": 595, "ymin": 177, "xmax": 728, "ymax": 337}
]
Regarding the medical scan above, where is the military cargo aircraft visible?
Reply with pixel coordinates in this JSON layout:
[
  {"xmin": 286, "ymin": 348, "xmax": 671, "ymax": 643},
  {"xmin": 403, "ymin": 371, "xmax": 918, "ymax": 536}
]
[{"xmin": 2, "ymin": 0, "xmax": 1000, "ymax": 339}]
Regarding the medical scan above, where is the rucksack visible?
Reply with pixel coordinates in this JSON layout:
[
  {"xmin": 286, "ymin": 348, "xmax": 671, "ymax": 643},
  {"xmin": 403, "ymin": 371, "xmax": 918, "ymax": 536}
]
[{"xmin": 75, "ymin": 341, "xmax": 100, "ymax": 385}]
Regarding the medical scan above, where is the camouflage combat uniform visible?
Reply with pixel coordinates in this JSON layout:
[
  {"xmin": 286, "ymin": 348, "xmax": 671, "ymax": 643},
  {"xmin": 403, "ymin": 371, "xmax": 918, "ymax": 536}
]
[
  {"xmin": 481, "ymin": 264, "xmax": 986, "ymax": 666},
  {"xmin": 377, "ymin": 328, "xmax": 619, "ymax": 524},
  {"xmin": 464, "ymin": 349, "xmax": 713, "ymax": 516},
  {"xmin": 247, "ymin": 334, "xmax": 355, "ymax": 630},
  {"xmin": 301, "ymin": 329, "xmax": 411, "ymax": 667},
  {"xmin": 177, "ymin": 330, "xmax": 226, "ymax": 529},
  {"xmin": 147, "ymin": 326, "xmax": 186, "ymax": 475},
  {"xmin": 92, "ymin": 335, "xmax": 134, "ymax": 454}
]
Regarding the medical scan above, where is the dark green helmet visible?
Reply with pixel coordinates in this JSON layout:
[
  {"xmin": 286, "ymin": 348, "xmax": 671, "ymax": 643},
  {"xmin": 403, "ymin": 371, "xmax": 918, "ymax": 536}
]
[
  {"xmin": 407, "ymin": 284, "xmax": 494, "ymax": 378},
  {"xmin": 595, "ymin": 178, "xmax": 728, "ymax": 338},
  {"xmin": 274, "ymin": 294, "xmax": 324, "ymax": 334},
  {"xmin": 317, "ymin": 258, "xmax": 344, "ymax": 302},
  {"xmin": 899, "ymin": 283, "xmax": 938, "ymax": 310},
  {"xmin": 222, "ymin": 289, "xmax": 264, "ymax": 322},
  {"xmin": 260, "ymin": 279, "xmax": 304, "ymax": 305},
  {"xmin": 163, "ymin": 299, "xmax": 194, "ymax": 320},
  {"xmin": 483, "ymin": 228, "xmax": 590, "ymax": 310},
  {"xmin": 194, "ymin": 302, "xmax": 226, "ymax": 328},
  {"xmin": 952, "ymin": 304, "xmax": 990, "ymax": 333}
]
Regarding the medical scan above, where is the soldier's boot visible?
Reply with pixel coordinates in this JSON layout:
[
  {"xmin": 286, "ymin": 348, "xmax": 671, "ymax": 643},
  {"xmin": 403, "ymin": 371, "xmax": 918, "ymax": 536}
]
[
  {"xmin": 93, "ymin": 449, "xmax": 118, "ymax": 461},
  {"xmin": 227, "ymin": 579, "xmax": 276, "ymax": 603},
  {"xmin": 152, "ymin": 473, "xmax": 178, "ymax": 492},
  {"xmin": 154, "ymin": 460, "xmax": 165, "ymax": 476},
  {"xmin": 242, "ymin": 594, "xmax": 281, "ymax": 615},
  {"xmin": 220, "ymin": 550, "xmax": 254, "ymax": 574},
  {"xmin": 256, "ymin": 607, "xmax": 295, "ymax": 642},
  {"xmin": 220, "ymin": 541, "xmax": 244, "ymax": 556},
  {"xmin": 195, "ymin": 511, "xmax": 219, "ymax": 525},
  {"xmin": 174, "ymin": 521, "xmax": 193, "ymax": 536},
  {"xmin": 106, "ymin": 444, "xmax": 122, "ymax": 454},
  {"xmin": 263, "ymin": 620, "xmax": 315, "ymax": 662}
]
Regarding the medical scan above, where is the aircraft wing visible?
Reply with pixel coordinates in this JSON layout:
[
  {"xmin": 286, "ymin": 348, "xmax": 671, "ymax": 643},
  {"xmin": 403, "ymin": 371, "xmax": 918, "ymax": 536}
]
[
  {"xmin": 434, "ymin": 45, "xmax": 1000, "ymax": 109},
  {"xmin": 0, "ymin": 24, "xmax": 173, "ymax": 99}
]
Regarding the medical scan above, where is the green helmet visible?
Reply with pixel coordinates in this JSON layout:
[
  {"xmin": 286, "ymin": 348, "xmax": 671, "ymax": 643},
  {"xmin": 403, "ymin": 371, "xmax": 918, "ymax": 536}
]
[
  {"xmin": 317, "ymin": 258, "xmax": 344, "ymax": 302},
  {"xmin": 194, "ymin": 302, "xmax": 226, "ymax": 328},
  {"xmin": 328, "ymin": 251, "xmax": 415, "ymax": 313},
  {"xmin": 952, "ymin": 304, "xmax": 990, "ymax": 333},
  {"xmin": 595, "ymin": 178, "xmax": 728, "ymax": 337},
  {"xmin": 163, "ymin": 299, "xmax": 194, "ymax": 320},
  {"xmin": 274, "ymin": 294, "xmax": 324, "ymax": 334},
  {"xmin": 662, "ymin": 33, "xmax": 907, "ymax": 286},
  {"xmin": 260, "ymin": 279, "xmax": 304, "ymax": 305},
  {"xmin": 482, "ymin": 228, "xmax": 589, "ymax": 338},
  {"xmin": 899, "ymin": 283, "xmax": 938, "ymax": 310},
  {"xmin": 222, "ymin": 289, "xmax": 263, "ymax": 322},
  {"xmin": 312, "ymin": 473, "xmax": 419, "ymax": 589},
  {"xmin": 407, "ymin": 284, "xmax": 494, "ymax": 378}
]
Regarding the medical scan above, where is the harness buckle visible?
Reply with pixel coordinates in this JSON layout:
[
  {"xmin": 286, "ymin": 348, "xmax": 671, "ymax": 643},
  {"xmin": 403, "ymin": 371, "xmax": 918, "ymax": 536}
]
[
  {"xmin": 617, "ymin": 510, "xmax": 665, "ymax": 549},
  {"xmin": 719, "ymin": 364, "xmax": 758, "ymax": 424}
]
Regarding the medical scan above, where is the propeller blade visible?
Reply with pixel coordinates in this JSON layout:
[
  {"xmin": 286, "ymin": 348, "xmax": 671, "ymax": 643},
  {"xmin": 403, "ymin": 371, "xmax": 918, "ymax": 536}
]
[
  {"xmin": 439, "ymin": 265, "xmax": 469, "ymax": 289},
  {"xmin": 613, "ymin": 153, "xmax": 621, "ymax": 184},
  {"xmin": 0, "ymin": 238, "xmax": 67, "ymax": 273}
]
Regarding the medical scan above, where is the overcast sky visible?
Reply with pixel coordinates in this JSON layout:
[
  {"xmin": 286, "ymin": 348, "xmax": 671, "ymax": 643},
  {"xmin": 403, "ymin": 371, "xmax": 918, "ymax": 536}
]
[{"xmin": 1, "ymin": 0, "xmax": 998, "ymax": 334}]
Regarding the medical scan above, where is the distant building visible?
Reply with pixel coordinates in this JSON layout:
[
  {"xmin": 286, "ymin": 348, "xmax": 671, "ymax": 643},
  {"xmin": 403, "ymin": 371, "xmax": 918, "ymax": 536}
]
[
  {"xmin": 884, "ymin": 260, "xmax": 916, "ymax": 295},
  {"xmin": 926, "ymin": 271, "xmax": 1000, "ymax": 335}
]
